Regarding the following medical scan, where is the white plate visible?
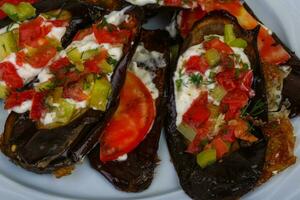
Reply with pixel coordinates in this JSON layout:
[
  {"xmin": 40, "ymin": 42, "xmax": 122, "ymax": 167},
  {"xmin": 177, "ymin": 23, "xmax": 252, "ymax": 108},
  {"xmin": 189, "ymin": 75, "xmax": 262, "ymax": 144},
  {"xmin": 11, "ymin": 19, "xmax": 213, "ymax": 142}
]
[{"xmin": 0, "ymin": 0, "xmax": 300, "ymax": 199}]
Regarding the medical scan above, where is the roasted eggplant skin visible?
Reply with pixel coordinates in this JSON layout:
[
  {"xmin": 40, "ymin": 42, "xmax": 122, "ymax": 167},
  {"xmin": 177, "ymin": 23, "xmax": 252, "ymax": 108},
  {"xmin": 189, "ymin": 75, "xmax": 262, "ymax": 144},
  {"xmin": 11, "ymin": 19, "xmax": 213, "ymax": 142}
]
[
  {"xmin": 0, "ymin": 6, "xmax": 144, "ymax": 175},
  {"xmin": 165, "ymin": 11, "xmax": 268, "ymax": 200},
  {"xmin": 88, "ymin": 29, "xmax": 171, "ymax": 192}
]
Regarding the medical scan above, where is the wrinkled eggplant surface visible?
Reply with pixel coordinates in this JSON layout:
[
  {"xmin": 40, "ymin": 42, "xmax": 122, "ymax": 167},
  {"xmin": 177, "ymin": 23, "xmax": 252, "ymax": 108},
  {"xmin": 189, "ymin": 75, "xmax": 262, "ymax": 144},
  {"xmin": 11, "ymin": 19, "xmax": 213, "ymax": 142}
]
[
  {"xmin": 243, "ymin": 3, "xmax": 300, "ymax": 117},
  {"xmin": 88, "ymin": 30, "xmax": 171, "ymax": 192},
  {"xmin": 165, "ymin": 11, "xmax": 268, "ymax": 200},
  {"xmin": 0, "ymin": 5, "xmax": 143, "ymax": 174}
]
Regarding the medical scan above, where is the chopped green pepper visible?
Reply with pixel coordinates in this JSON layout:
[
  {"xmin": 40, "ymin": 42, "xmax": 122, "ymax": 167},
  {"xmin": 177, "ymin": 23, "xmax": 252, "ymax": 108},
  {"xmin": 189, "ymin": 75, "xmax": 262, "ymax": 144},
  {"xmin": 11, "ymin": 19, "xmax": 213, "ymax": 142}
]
[
  {"xmin": 1, "ymin": 2, "xmax": 36, "ymax": 22},
  {"xmin": 54, "ymin": 98, "xmax": 75, "ymax": 124},
  {"xmin": 89, "ymin": 78, "xmax": 111, "ymax": 111},
  {"xmin": 210, "ymin": 86, "xmax": 227, "ymax": 103},
  {"xmin": 229, "ymin": 38, "xmax": 248, "ymax": 49},
  {"xmin": 0, "ymin": 83, "xmax": 8, "ymax": 99},
  {"xmin": 205, "ymin": 49, "xmax": 220, "ymax": 67},
  {"xmin": 99, "ymin": 60, "xmax": 113, "ymax": 74},
  {"xmin": 197, "ymin": 149, "xmax": 217, "ymax": 168},
  {"xmin": 35, "ymin": 80, "xmax": 55, "ymax": 92},
  {"xmin": 224, "ymin": 24, "xmax": 236, "ymax": 44},
  {"xmin": 177, "ymin": 123, "xmax": 197, "ymax": 142},
  {"xmin": 0, "ymin": 31, "xmax": 17, "ymax": 61}
]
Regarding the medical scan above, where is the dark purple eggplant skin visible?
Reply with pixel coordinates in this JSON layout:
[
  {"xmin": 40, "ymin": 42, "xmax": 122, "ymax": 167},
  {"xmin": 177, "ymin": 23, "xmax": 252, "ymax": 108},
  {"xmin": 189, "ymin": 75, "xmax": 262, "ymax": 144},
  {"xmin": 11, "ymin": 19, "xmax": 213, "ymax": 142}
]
[
  {"xmin": 88, "ymin": 30, "xmax": 171, "ymax": 192},
  {"xmin": 0, "ymin": 6, "xmax": 144, "ymax": 174},
  {"xmin": 165, "ymin": 11, "xmax": 268, "ymax": 200},
  {"xmin": 243, "ymin": 2, "xmax": 300, "ymax": 118}
]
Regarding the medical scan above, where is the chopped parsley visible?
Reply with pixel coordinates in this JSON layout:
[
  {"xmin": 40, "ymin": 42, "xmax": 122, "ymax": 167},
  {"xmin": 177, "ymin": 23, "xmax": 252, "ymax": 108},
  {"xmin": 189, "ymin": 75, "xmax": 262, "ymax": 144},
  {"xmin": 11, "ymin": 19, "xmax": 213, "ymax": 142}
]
[{"xmin": 189, "ymin": 73, "xmax": 203, "ymax": 87}]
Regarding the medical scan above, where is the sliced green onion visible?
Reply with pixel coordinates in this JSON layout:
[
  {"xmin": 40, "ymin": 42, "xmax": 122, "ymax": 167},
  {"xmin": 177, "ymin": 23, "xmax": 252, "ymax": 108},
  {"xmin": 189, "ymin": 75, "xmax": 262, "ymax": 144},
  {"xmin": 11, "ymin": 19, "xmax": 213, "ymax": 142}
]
[
  {"xmin": 229, "ymin": 38, "xmax": 248, "ymax": 49},
  {"xmin": 205, "ymin": 49, "xmax": 221, "ymax": 67},
  {"xmin": 224, "ymin": 24, "xmax": 236, "ymax": 44}
]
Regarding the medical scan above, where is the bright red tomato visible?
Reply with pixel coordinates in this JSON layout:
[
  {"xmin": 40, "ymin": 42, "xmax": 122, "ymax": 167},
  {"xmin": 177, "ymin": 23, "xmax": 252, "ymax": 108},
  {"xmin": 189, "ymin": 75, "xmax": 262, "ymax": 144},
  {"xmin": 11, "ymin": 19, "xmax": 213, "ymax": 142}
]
[
  {"xmin": 238, "ymin": 70, "xmax": 254, "ymax": 96},
  {"xmin": 49, "ymin": 57, "xmax": 71, "ymax": 72},
  {"xmin": 30, "ymin": 92, "xmax": 45, "ymax": 120},
  {"xmin": 216, "ymin": 69, "xmax": 236, "ymax": 91},
  {"xmin": 186, "ymin": 127, "xmax": 209, "ymax": 154},
  {"xmin": 84, "ymin": 50, "xmax": 108, "ymax": 74},
  {"xmin": 204, "ymin": 38, "xmax": 234, "ymax": 55},
  {"xmin": 185, "ymin": 55, "xmax": 209, "ymax": 74},
  {"xmin": 100, "ymin": 71, "xmax": 156, "ymax": 162},
  {"xmin": 211, "ymin": 137, "xmax": 229, "ymax": 159},
  {"xmin": 16, "ymin": 51, "xmax": 26, "ymax": 66},
  {"xmin": 4, "ymin": 90, "xmax": 34, "ymax": 109},
  {"xmin": 93, "ymin": 25, "xmax": 131, "ymax": 44},
  {"xmin": 26, "ymin": 46, "xmax": 57, "ymax": 68},
  {"xmin": 63, "ymin": 83, "xmax": 88, "ymax": 101},
  {"xmin": 164, "ymin": 0, "xmax": 182, "ymax": 6},
  {"xmin": 0, "ymin": 61, "xmax": 23, "ymax": 89},
  {"xmin": 19, "ymin": 17, "xmax": 52, "ymax": 48},
  {"xmin": 73, "ymin": 28, "xmax": 93, "ymax": 41}
]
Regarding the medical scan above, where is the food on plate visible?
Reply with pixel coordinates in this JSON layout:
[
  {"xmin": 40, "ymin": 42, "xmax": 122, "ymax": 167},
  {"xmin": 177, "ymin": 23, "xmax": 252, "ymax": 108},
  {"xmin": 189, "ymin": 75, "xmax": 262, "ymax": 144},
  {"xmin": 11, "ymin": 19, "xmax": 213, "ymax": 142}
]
[
  {"xmin": 0, "ymin": 5, "xmax": 142, "ymax": 176},
  {"xmin": 165, "ymin": 11, "xmax": 268, "ymax": 200},
  {"xmin": 0, "ymin": 0, "xmax": 38, "ymax": 20},
  {"xmin": 89, "ymin": 30, "xmax": 170, "ymax": 192}
]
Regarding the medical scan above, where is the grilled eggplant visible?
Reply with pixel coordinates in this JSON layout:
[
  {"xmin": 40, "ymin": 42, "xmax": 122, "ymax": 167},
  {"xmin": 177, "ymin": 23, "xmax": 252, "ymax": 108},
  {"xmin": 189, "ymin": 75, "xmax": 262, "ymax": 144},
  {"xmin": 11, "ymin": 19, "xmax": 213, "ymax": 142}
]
[
  {"xmin": 88, "ymin": 29, "xmax": 170, "ymax": 192},
  {"xmin": 165, "ymin": 11, "xmax": 268, "ymax": 200},
  {"xmin": 0, "ymin": 5, "xmax": 143, "ymax": 176}
]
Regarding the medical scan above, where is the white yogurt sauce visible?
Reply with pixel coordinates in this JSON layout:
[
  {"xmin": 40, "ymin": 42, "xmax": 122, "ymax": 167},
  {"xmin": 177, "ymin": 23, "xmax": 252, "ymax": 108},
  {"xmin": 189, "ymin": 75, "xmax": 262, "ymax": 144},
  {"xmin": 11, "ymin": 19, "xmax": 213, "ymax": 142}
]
[
  {"xmin": 46, "ymin": 26, "xmax": 67, "ymax": 41},
  {"xmin": 65, "ymin": 98, "xmax": 87, "ymax": 109},
  {"xmin": 36, "ymin": 68, "xmax": 54, "ymax": 84},
  {"xmin": 104, "ymin": 6, "xmax": 130, "ymax": 26},
  {"xmin": 0, "ymin": 23, "xmax": 19, "ymax": 34},
  {"xmin": 125, "ymin": 0, "xmax": 157, "ymax": 6},
  {"xmin": 40, "ymin": 112, "xmax": 56, "ymax": 125},
  {"xmin": 9, "ymin": 100, "xmax": 32, "ymax": 113},
  {"xmin": 174, "ymin": 35, "xmax": 251, "ymax": 125},
  {"xmin": 115, "ymin": 154, "xmax": 128, "ymax": 161}
]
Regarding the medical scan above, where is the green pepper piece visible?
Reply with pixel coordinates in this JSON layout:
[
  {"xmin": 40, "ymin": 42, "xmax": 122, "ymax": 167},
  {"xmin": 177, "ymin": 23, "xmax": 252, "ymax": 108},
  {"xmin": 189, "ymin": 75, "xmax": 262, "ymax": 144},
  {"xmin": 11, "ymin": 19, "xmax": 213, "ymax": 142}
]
[
  {"xmin": 224, "ymin": 24, "xmax": 236, "ymax": 44},
  {"xmin": 0, "ymin": 83, "xmax": 8, "ymax": 99},
  {"xmin": 197, "ymin": 149, "xmax": 217, "ymax": 168},
  {"xmin": 210, "ymin": 85, "xmax": 227, "ymax": 103},
  {"xmin": 89, "ymin": 78, "xmax": 111, "ymax": 111},
  {"xmin": 229, "ymin": 38, "xmax": 248, "ymax": 49},
  {"xmin": 205, "ymin": 49, "xmax": 221, "ymax": 67},
  {"xmin": 177, "ymin": 123, "xmax": 197, "ymax": 142},
  {"xmin": 35, "ymin": 80, "xmax": 55, "ymax": 92},
  {"xmin": 1, "ymin": 2, "xmax": 36, "ymax": 22},
  {"xmin": 55, "ymin": 99, "xmax": 75, "ymax": 124},
  {"xmin": 0, "ymin": 31, "xmax": 17, "ymax": 61},
  {"xmin": 99, "ymin": 60, "xmax": 113, "ymax": 74},
  {"xmin": 67, "ymin": 48, "xmax": 82, "ymax": 63},
  {"xmin": 81, "ymin": 49, "xmax": 99, "ymax": 61}
]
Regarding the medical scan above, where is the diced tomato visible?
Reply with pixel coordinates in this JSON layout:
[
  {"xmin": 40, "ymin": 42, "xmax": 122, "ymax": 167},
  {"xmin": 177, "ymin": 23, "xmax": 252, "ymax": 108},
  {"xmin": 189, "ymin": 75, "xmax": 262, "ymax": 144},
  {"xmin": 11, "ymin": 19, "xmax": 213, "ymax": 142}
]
[
  {"xmin": 228, "ymin": 119, "xmax": 258, "ymax": 142},
  {"xmin": 16, "ymin": 51, "xmax": 26, "ymax": 66},
  {"xmin": 26, "ymin": 46, "xmax": 57, "ymax": 68},
  {"xmin": 238, "ymin": 70, "xmax": 254, "ymax": 96},
  {"xmin": 186, "ymin": 127, "xmax": 209, "ymax": 153},
  {"xmin": 258, "ymin": 28, "xmax": 290, "ymax": 65},
  {"xmin": 19, "ymin": 17, "xmax": 52, "ymax": 48},
  {"xmin": 63, "ymin": 83, "xmax": 88, "ymax": 101},
  {"xmin": 0, "ymin": 0, "xmax": 38, "ymax": 20},
  {"xmin": 183, "ymin": 92, "xmax": 210, "ymax": 127},
  {"xmin": 179, "ymin": 8, "xmax": 207, "ymax": 37},
  {"xmin": 73, "ymin": 28, "xmax": 93, "ymax": 41},
  {"xmin": 4, "ymin": 90, "xmax": 34, "ymax": 109},
  {"xmin": 49, "ymin": 57, "xmax": 71, "ymax": 72},
  {"xmin": 220, "ymin": 89, "xmax": 249, "ymax": 120},
  {"xmin": 204, "ymin": 38, "xmax": 234, "ymax": 55},
  {"xmin": 100, "ymin": 71, "xmax": 156, "ymax": 162},
  {"xmin": 93, "ymin": 25, "xmax": 131, "ymax": 44},
  {"xmin": 220, "ymin": 54, "xmax": 234, "ymax": 68},
  {"xmin": 64, "ymin": 71, "xmax": 82, "ymax": 84},
  {"xmin": 185, "ymin": 55, "xmax": 209, "ymax": 74},
  {"xmin": 164, "ymin": 0, "xmax": 182, "ymax": 6},
  {"xmin": 211, "ymin": 137, "xmax": 229, "ymax": 159},
  {"xmin": 84, "ymin": 50, "xmax": 108, "ymax": 74},
  {"xmin": 216, "ymin": 69, "xmax": 236, "ymax": 91},
  {"xmin": 222, "ymin": 129, "xmax": 236, "ymax": 143},
  {"xmin": 0, "ymin": 62, "xmax": 23, "ymax": 89},
  {"xmin": 30, "ymin": 92, "xmax": 45, "ymax": 120}
]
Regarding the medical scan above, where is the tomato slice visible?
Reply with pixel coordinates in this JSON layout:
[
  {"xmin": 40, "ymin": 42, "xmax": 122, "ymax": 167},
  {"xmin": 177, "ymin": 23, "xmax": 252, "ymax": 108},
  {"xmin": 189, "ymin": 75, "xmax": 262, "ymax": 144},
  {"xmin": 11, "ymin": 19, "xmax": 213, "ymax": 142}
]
[
  {"xmin": 73, "ymin": 27, "xmax": 93, "ymax": 41},
  {"xmin": 63, "ymin": 83, "xmax": 88, "ymax": 102},
  {"xmin": 211, "ymin": 137, "xmax": 229, "ymax": 159},
  {"xmin": 216, "ymin": 69, "xmax": 236, "ymax": 91},
  {"xmin": 204, "ymin": 38, "xmax": 234, "ymax": 55},
  {"xmin": 179, "ymin": 7, "xmax": 207, "ymax": 37},
  {"xmin": 0, "ymin": 61, "xmax": 23, "ymax": 89},
  {"xmin": 100, "ymin": 71, "xmax": 156, "ymax": 162},
  {"xmin": 49, "ymin": 57, "xmax": 71, "ymax": 72},
  {"xmin": 93, "ymin": 25, "xmax": 131, "ymax": 44},
  {"xmin": 5, "ymin": 90, "xmax": 34, "ymax": 109},
  {"xmin": 185, "ymin": 55, "xmax": 209, "ymax": 74},
  {"xmin": 26, "ymin": 46, "xmax": 57, "ymax": 68},
  {"xmin": 16, "ymin": 51, "xmax": 26, "ymax": 66},
  {"xmin": 30, "ymin": 92, "xmax": 45, "ymax": 120}
]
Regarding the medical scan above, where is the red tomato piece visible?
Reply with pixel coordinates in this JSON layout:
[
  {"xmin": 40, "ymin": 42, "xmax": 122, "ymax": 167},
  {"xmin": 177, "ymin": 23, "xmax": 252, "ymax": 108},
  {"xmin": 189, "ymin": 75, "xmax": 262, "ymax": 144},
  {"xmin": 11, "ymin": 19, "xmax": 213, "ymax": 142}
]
[
  {"xmin": 49, "ymin": 57, "xmax": 71, "ymax": 72},
  {"xmin": 84, "ymin": 50, "xmax": 108, "ymax": 74},
  {"xmin": 164, "ymin": 0, "xmax": 182, "ymax": 6},
  {"xmin": 186, "ymin": 127, "xmax": 209, "ymax": 154},
  {"xmin": 179, "ymin": 8, "xmax": 207, "ymax": 37},
  {"xmin": 185, "ymin": 55, "xmax": 209, "ymax": 74},
  {"xmin": 0, "ymin": 62, "xmax": 23, "ymax": 89},
  {"xmin": 4, "ymin": 90, "xmax": 34, "ymax": 109},
  {"xmin": 63, "ymin": 83, "xmax": 88, "ymax": 101},
  {"xmin": 222, "ymin": 128, "xmax": 236, "ymax": 143},
  {"xmin": 100, "ymin": 71, "xmax": 156, "ymax": 162},
  {"xmin": 216, "ymin": 69, "xmax": 236, "ymax": 91},
  {"xmin": 93, "ymin": 25, "xmax": 131, "ymax": 44},
  {"xmin": 26, "ymin": 46, "xmax": 57, "ymax": 68},
  {"xmin": 238, "ymin": 70, "xmax": 254, "ymax": 96},
  {"xmin": 183, "ymin": 92, "xmax": 210, "ymax": 126},
  {"xmin": 19, "ymin": 17, "xmax": 51, "ymax": 47},
  {"xmin": 73, "ymin": 27, "xmax": 93, "ymax": 41},
  {"xmin": 220, "ymin": 89, "xmax": 249, "ymax": 120},
  {"xmin": 204, "ymin": 38, "xmax": 234, "ymax": 55},
  {"xmin": 16, "ymin": 51, "xmax": 26, "ymax": 66},
  {"xmin": 211, "ymin": 137, "xmax": 229, "ymax": 159},
  {"xmin": 228, "ymin": 119, "xmax": 257, "ymax": 142},
  {"xmin": 258, "ymin": 28, "xmax": 290, "ymax": 65},
  {"xmin": 30, "ymin": 92, "xmax": 45, "ymax": 120}
]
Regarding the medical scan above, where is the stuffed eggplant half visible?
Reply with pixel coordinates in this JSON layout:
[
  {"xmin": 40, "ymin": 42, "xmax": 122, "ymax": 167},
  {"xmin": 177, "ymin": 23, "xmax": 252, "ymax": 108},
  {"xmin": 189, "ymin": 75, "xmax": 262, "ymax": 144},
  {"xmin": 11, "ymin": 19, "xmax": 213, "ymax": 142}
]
[
  {"xmin": 165, "ymin": 11, "xmax": 268, "ymax": 200},
  {"xmin": 0, "ymin": 6, "xmax": 142, "ymax": 176},
  {"xmin": 89, "ymin": 30, "xmax": 170, "ymax": 192}
]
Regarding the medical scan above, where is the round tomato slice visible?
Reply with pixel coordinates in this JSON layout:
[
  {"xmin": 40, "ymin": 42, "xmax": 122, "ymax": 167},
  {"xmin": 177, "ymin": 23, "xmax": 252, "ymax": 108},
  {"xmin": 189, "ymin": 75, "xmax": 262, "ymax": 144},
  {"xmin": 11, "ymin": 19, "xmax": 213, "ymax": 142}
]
[{"xmin": 100, "ymin": 71, "xmax": 156, "ymax": 162}]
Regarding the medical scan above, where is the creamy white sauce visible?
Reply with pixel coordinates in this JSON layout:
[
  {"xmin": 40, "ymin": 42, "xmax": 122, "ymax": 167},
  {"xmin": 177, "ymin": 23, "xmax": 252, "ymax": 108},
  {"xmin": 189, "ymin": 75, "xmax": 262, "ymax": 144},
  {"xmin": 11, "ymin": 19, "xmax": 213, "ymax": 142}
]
[
  {"xmin": 65, "ymin": 98, "xmax": 87, "ymax": 109},
  {"xmin": 9, "ymin": 100, "xmax": 32, "ymax": 113},
  {"xmin": 166, "ymin": 16, "xmax": 177, "ymax": 38},
  {"xmin": 130, "ymin": 62, "xmax": 159, "ymax": 99},
  {"xmin": 46, "ymin": 26, "xmax": 66, "ymax": 41},
  {"xmin": 68, "ymin": 34, "xmax": 100, "ymax": 52},
  {"xmin": 0, "ymin": 23, "xmax": 19, "ymax": 34},
  {"xmin": 40, "ymin": 112, "xmax": 56, "ymax": 125},
  {"xmin": 115, "ymin": 154, "xmax": 128, "ymax": 161},
  {"xmin": 174, "ymin": 35, "xmax": 251, "ymax": 125},
  {"xmin": 101, "ymin": 43, "xmax": 123, "ymax": 61},
  {"xmin": 104, "ymin": 6, "xmax": 130, "ymax": 26},
  {"xmin": 132, "ymin": 44, "xmax": 166, "ymax": 69},
  {"xmin": 36, "ymin": 68, "xmax": 53, "ymax": 83},
  {"xmin": 125, "ymin": 0, "xmax": 157, "ymax": 6}
]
